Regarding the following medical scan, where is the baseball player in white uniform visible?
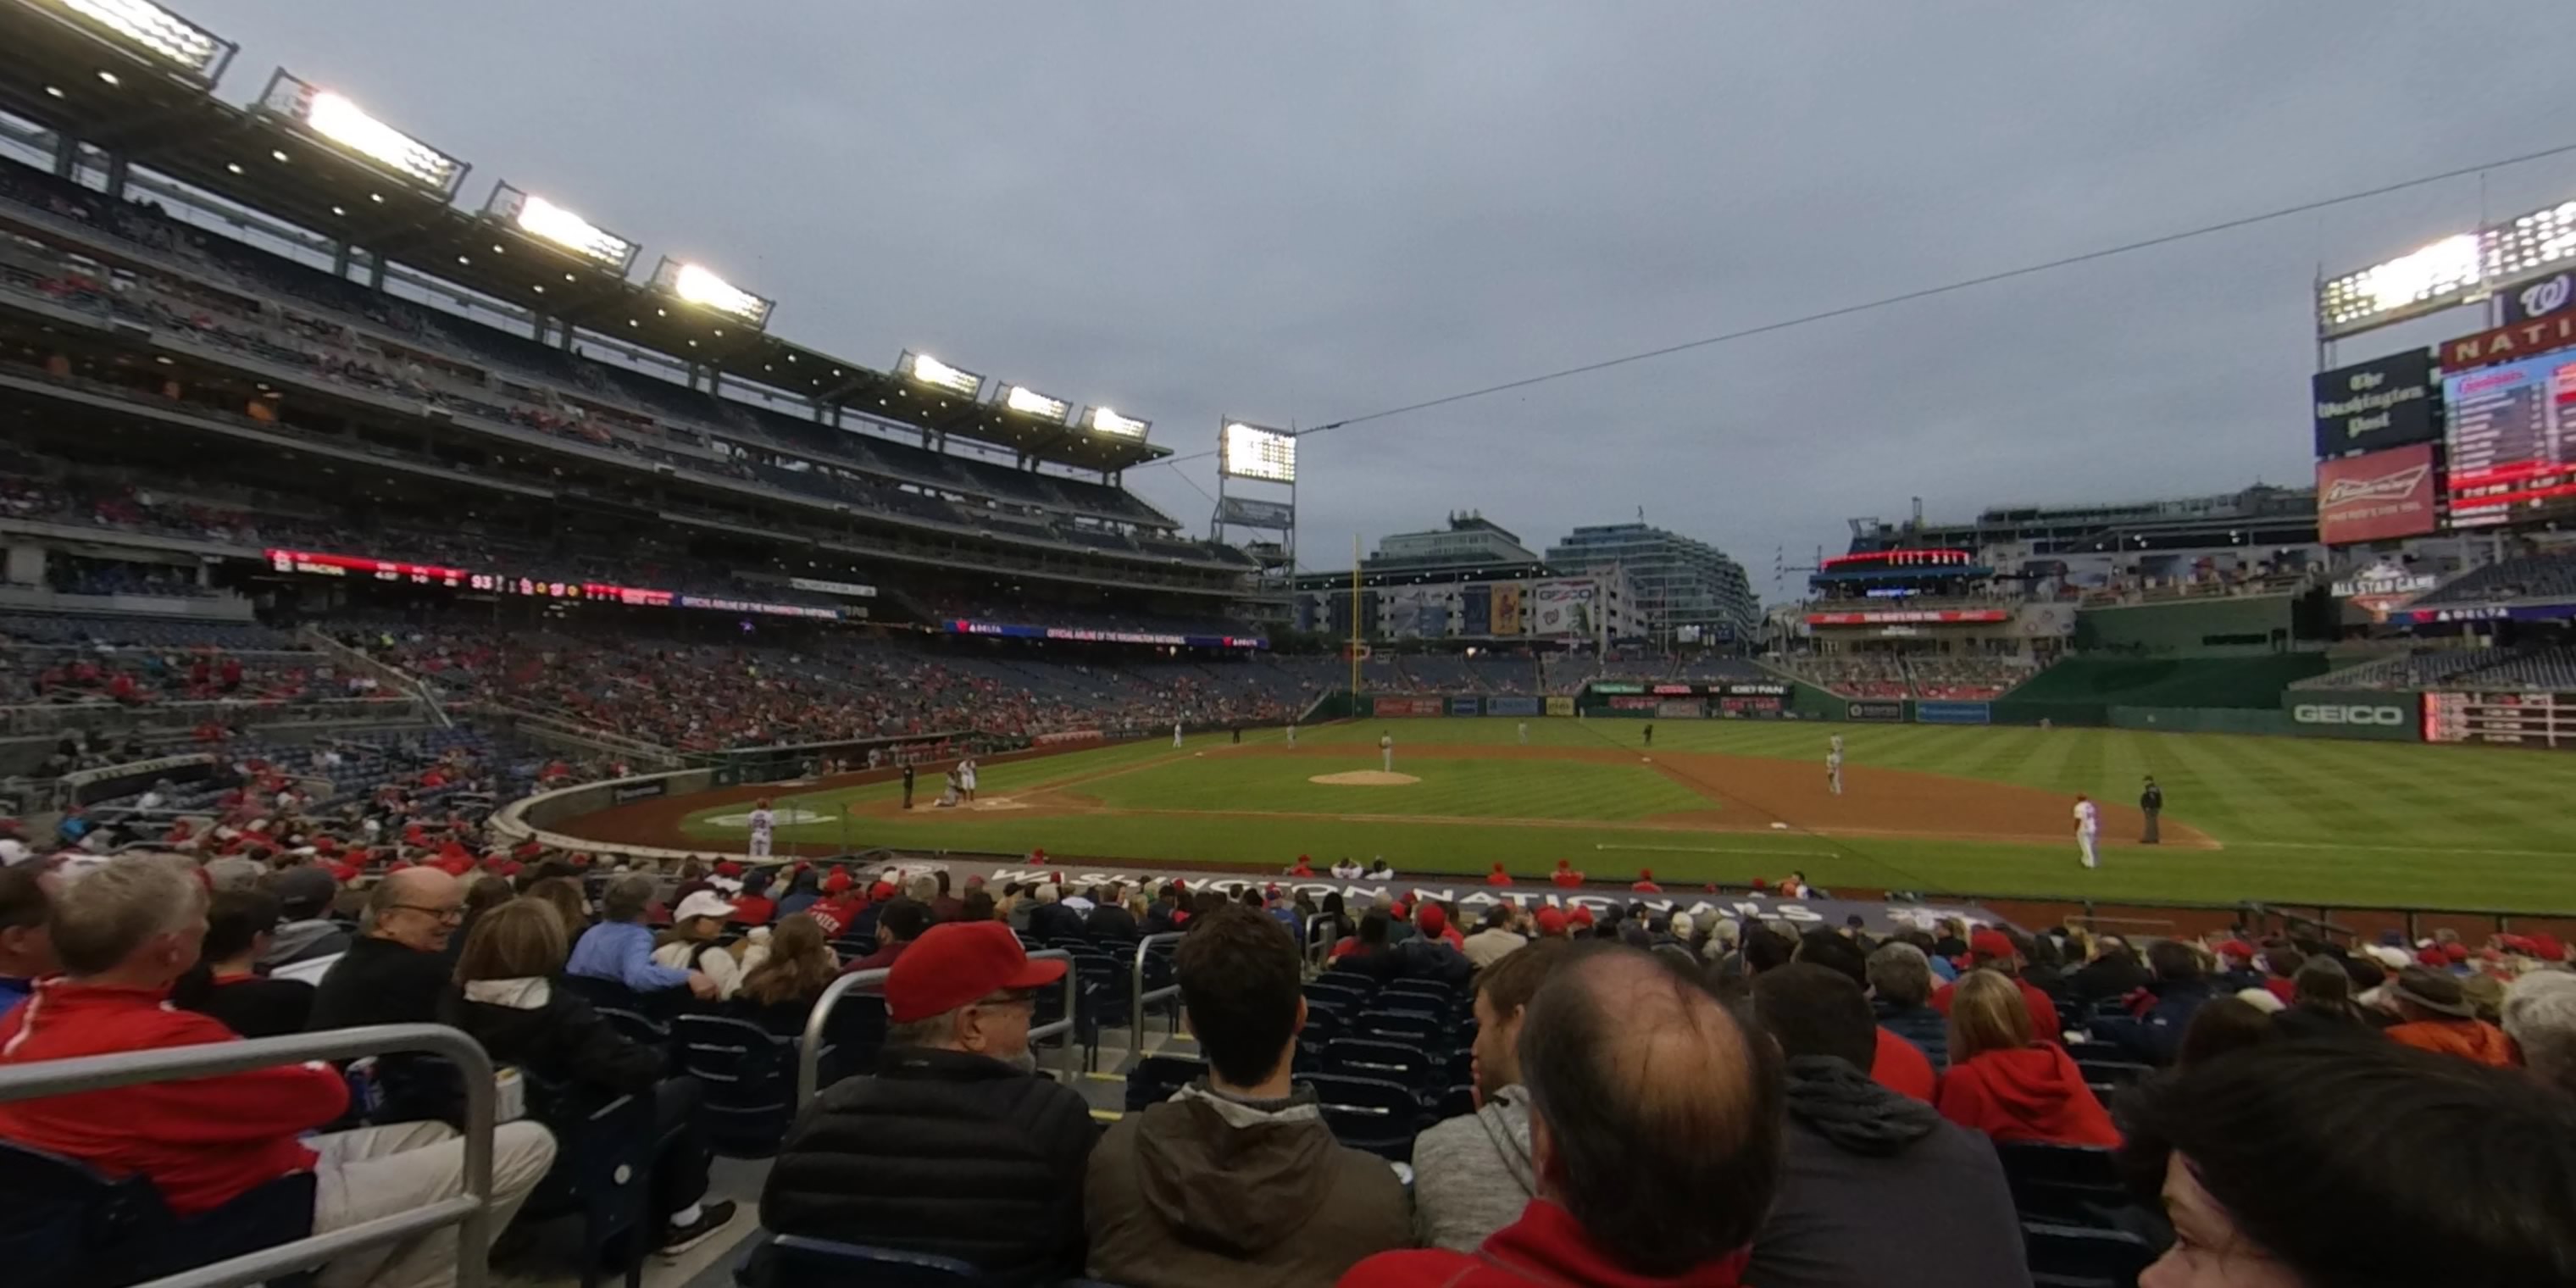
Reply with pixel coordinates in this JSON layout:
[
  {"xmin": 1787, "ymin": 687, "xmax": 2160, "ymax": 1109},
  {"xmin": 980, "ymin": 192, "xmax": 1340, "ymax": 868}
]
[
  {"xmin": 1173, "ymin": 721, "xmax": 1184, "ymax": 748},
  {"xmin": 2074, "ymin": 794, "xmax": 2101, "ymax": 869},
  {"xmin": 1518, "ymin": 721, "xmax": 1529, "ymax": 745},
  {"xmin": 1829, "ymin": 733, "xmax": 1844, "ymax": 757},
  {"xmin": 1285, "ymin": 722, "xmax": 1296, "ymax": 747},
  {"xmin": 747, "ymin": 797, "xmax": 775, "ymax": 859},
  {"xmin": 957, "ymin": 756, "xmax": 977, "ymax": 803},
  {"xmin": 1825, "ymin": 749, "xmax": 1844, "ymax": 795},
  {"xmin": 1380, "ymin": 732, "xmax": 1394, "ymax": 773}
]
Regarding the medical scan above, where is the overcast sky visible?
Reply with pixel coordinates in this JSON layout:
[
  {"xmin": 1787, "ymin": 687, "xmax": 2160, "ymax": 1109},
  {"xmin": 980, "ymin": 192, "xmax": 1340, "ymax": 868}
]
[{"xmin": 207, "ymin": 1, "xmax": 2576, "ymax": 601}]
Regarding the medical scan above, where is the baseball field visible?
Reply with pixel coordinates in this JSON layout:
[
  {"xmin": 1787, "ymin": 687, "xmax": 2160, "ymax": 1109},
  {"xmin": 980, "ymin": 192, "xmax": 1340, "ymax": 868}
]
[{"xmin": 629, "ymin": 718, "xmax": 2576, "ymax": 913}]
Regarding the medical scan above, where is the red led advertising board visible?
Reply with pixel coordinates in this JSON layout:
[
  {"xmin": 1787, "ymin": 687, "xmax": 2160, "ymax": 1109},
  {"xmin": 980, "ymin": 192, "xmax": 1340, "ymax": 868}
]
[
  {"xmin": 2315, "ymin": 442, "xmax": 2437, "ymax": 544},
  {"xmin": 265, "ymin": 549, "xmax": 467, "ymax": 587}
]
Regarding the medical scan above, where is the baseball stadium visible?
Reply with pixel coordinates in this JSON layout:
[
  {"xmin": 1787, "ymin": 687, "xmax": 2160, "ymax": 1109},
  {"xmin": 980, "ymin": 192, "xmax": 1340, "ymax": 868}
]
[{"xmin": 3, "ymin": 6, "xmax": 2576, "ymax": 1288}]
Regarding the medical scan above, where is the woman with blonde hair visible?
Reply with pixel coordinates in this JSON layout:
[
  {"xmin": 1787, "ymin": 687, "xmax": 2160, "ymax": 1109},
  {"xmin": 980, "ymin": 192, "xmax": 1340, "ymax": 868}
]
[
  {"xmin": 729, "ymin": 913, "xmax": 840, "ymax": 1037},
  {"xmin": 523, "ymin": 876, "xmax": 590, "ymax": 935},
  {"xmin": 1935, "ymin": 969, "xmax": 2118, "ymax": 1146}
]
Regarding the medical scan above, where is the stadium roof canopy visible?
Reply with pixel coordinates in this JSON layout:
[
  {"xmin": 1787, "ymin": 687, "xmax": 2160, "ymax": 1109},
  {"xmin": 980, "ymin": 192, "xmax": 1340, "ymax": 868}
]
[{"xmin": 0, "ymin": 2, "xmax": 1172, "ymax": 475}]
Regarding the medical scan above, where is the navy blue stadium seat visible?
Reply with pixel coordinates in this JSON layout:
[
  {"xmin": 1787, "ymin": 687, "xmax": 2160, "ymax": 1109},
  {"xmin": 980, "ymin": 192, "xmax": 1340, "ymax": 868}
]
[
  {"xmin": 673, "ymin": 1014, "xmax": 798, "ymax": 1157},
  {"xmin": 519, "ymin": 1087, "xmax": 663, "ymax": 1288},
  {"xmin": 1445, "ymin": 1046, "xmax": 1476, "ymax": 1088},
  {"xmin": 1350, "ymin": 1009, "xmax": 1445, "ymax": 1050},
  {"xmin": 815, "ymin": 991, "xmax": 890, "ymax": 1091},
  {"xmin": 1297, "ymin": 1073, "xmax": 1424, "ymax": 1163},
  {"xmin": 0, "ymin": 1138, "xmax": 316, "ymax": 1288},
  {"xmin": 1997, "ymin": 1142, "xmax": 2134, "ymax": 1227},
  {"xmin": 1381, "ymin": 977, "xmax": 1457, "ymax": 1008},
  {"xmin": 2024, "ymin": 1221, "xmax": 2157, "ymax": 1288},
  {"xmin": 1124, "ymin": 1055, "xmax": 1209, "ymax": 1113},
  {"xmin": 1324, "ymin": 1037, "xmax": 1433, "ymax": 1089},
  {"xmin": 741, "ymin": 1234, "xmax": 983, "ymax": 1288}
]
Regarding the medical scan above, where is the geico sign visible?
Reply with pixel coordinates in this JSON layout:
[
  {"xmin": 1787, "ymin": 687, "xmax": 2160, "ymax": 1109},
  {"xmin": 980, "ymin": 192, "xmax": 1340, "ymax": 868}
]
[{"xmin": 2291, "ymin": 703, "xmax": 2406, "ymax": 726}]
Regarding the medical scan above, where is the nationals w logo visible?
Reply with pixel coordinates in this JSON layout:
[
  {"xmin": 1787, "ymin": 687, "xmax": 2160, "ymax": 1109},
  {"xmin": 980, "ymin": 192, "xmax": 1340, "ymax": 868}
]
[{"xmin": 2325, "ymin": 464, "xmax": 2430, "ymax": 506}]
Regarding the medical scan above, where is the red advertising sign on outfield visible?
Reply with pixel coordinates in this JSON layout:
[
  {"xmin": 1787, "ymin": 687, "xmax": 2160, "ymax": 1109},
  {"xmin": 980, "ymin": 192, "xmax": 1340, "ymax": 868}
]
[{"xmin": 2317, "ymin": 442, "xmax": 2438, "ymax": 545}]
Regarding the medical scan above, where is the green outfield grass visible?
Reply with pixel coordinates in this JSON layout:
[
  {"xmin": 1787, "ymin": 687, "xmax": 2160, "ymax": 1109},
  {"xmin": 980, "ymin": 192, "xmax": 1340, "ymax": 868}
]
[{"xmin": 680, "ymin": 719, "xmax": 2576, "ymax": 913}]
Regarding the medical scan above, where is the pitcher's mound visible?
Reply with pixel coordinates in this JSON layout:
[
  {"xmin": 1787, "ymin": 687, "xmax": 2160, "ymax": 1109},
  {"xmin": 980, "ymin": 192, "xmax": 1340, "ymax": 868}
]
[{"xmin": 1310, "ymin": 771, "xmax": 1420, "ymax": 786}]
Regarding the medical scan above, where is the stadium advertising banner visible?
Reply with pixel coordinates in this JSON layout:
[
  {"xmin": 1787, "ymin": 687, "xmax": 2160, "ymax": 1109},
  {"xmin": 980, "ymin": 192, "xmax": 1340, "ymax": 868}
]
[
  {"xmin": 2283, "ymin": 691, "xmax": 2421, "ymax": 742},
  {"xmin": 1717, "ymin": 681, "xmax": 1790, "ymax": 697},
  {"xmin": 1805, "ymin": 609, "xmax": 2009, "ymax": 626},
  {"xmin": 1449, "ymin": 696, "xmax": 1482, "ymax": 716},
  {"xmin": 947, "ymin": 619, "xmax": 1265, "ymax": 649},
  {"xmin": 264, "ymin": 548, "xmax": 847, "ymax": 621},
  {"xmin": 2333, "ymin": 560, "xmax": 2439, "ymax": 619},
  {"xmin": 1656, "ymin": 699, "xmax": 1706, "ymax": 719},
  {"xmin": 1545, "ymin": 696, "xmax": 1576, "ymax": 717},
  {"xmin": 1913, "ymin": 700, "xmax": 1993, "ymax": 724},
  {"xmin": 786, "ymin": 576, "xmax": 877, "ymax": 598},
  {"xmin": 2502, "ymin": 271, "xmax": 2576, "ymax": 324},
  {"xmin": 1607, "ymin": 695, "xmax": 1660, "ymax": 711},
  {"xmin": 1717, "ymin": 696, "xmax": 1785, "ymax": 718},
  {"xmin": 1492, "ymin": 584, "xmax": 1524, "ymax": 636},
  {"xmin": 2423, "ymin": 691, "xmax": 2576, "ymax": 749},
  {"xmin": 1213, "ymin": 496, "xmax": 1296, "ymax": 530},
  {"xmin": 1530, "ymin": 580, "xmax": 1599, "ymax": 637},
  {"xmin": 1846, "ymin": 701, "xmax": 1907, "ymax": 722},
  {"xmin": 1488, "ymin": 696, "xmax": 1541, "ymax": 717},
  {"xmin": 2312, "ymin": 349, "xmax": 2440, "ymax": 456},
  {"xmin": 2440, "ymin": 311, "xmax": 2576, "ymax": 371},
  {"xmin": 1375, "ymin": 697, "xmax": 1444, "ymax": 717},
  {"xmin": 2315, "ymin": 443, "xmax": 2439, "ymax": 544},
  {"xmin": 2440, "ymin": 351, "xmax": 2576, "ymax": 529}
]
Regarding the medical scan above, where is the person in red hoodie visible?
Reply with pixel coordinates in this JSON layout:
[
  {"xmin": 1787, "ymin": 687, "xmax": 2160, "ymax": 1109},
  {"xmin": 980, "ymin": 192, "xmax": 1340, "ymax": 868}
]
[
  {"xmin": 0, "ymin": 854, "xmax": 558, "ymax": 1288},
  {"xmin": 1630, "ymin": 869, "xmax": 1663, "ymax": 894},
  {"xmin": 1550, "ymin": 858, "xmax": 1585, "ymax": 889},
  {"xmin": 1486, "ymin": 863, "xmax": 1513, "ymax": 887},
  {"xmin": 1338, "ymin": 947, "xmax": 1782, "ymax": 1288},
  {"xmin": 1935, "ymin": 970, "xmax": 2118, "ymax": 1147},
  {"xmin": 1930, "ymin": 928, "xmax": 2062, "ymax": 1044},
  {"xmin": 1417, "ymin": 902, "xmax": 1466, "ymax": 952}
]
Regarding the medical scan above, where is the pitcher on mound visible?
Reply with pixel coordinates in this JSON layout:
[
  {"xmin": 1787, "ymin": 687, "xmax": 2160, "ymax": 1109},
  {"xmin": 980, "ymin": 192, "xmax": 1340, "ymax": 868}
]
[{"xmin": 1380, "ymin": 731, "xmax": 1394, "ymax": 773}]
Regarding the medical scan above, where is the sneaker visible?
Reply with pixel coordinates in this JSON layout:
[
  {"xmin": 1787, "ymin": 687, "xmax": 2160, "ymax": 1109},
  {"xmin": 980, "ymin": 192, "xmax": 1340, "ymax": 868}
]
[{"xmin": 657, "ymin": 1199, "xmax": 739, "ymax": 1257}]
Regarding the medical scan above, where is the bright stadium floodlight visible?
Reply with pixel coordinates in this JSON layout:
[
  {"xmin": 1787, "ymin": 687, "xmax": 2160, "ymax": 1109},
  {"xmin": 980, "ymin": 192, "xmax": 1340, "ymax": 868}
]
[
  {"xmin": 35, "ymin": 0, "xmax": 232, "ymax": 81},
  {"xmin": 898, "ymin": 351, "xmax": 983, "ymax": 398},
  {"xmin": 486, "ymin": 182, "xmax": 637, "ymax": 273},
  {"xmin": 1085, "ymin": 406, "xmax": 1150, "ymax": 440},
  {"xmin": 2485, "ymin": 198, "xmax": 2576, "ymax": 280},
  {"xmin": 648, "ymin": 256, "xmax": 774, "ymax": 329},
  {"xmin": 1001, "ymin": 384, "xmax": 1071, "ymax": 424},
  {"xmin": 2318, "ymin": 232, "xmax": 2482, "ymax": 338},
  {"xmin": 258, "ymin": 70, "xmax": 465, "ymax": 196},
  {"xmin": 1220, "ymin": 420, "xmax": 1296, "ymax": 484}
]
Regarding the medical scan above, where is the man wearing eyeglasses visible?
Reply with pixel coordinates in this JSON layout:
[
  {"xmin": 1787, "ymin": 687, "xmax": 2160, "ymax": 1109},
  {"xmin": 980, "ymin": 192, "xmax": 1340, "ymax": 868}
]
[
  {"xmin": 757, "ymin": 922, "xmax": 1095, "ymax": 1287},
  {"xmin": 307, "ymin": 868, "xmax": 466, "ymax": 1034}
]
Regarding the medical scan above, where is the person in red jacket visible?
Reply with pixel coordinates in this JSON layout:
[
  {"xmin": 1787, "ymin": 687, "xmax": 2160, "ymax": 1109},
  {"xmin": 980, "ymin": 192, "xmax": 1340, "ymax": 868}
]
[
  {"xmin": 1416, "ymin": 902, "xmax": 1466, "ymax": 952},
  {"xmin": 1550, "ymin": 858, "xmax": 1585, "ymax": 889},
  {"xmin": 1935, "ymin": 971, "xmax": 2118, "ymax": 1147},
  {"xmin": 1930, "ymin": 928, "xmax": 2063, "ymax": 1043},
  {"xmin": 1630, "ymin": 868, "xmax": 1663, "ymax": 894},
  {"xmin": 0, "ymin": 855, "xmax": 558, "ymax": 1288},
  {"xmin": 1485, "ymin": 863, "xmax": 1513, "ymax": 886},
  {"xmin": 1337, "ymin": 947, "xmax": 1781, "ymax": 1288}
]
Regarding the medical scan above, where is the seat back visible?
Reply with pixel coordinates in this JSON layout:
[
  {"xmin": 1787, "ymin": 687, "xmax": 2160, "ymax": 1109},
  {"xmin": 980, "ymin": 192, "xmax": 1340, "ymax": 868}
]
[
  {"xmin": 2024, "ymin": 1220, "xmax": 2157, "ymax": 1288},
  {"xmin": 0, "ymin": 1138, "xmax": 174, "ymax": 1288},
  {"xmin": 1324, "ymin": 1037, "xmax": 1431, "ymax": 1088},
  {"xmin": 1997, "ymin": 1142, "xmax": 2132, "ymax": 1226},
  {"xmin": 675, "ymin": 1014, "xmax": 797, "ymax": 1157},
  {"xmin": 1296, "ymin": 1073, "xmax": 1423, "ymax": 1163},
  {"xmin": 1381, "ymin": 978, "xmax": 1457, "ymax": 1008},
  {"xmin": 759, "ymin": 1234, "xmax": 985, "ymax": 1288},
  {"xmin": 1350, "ymin": 1009, "xmax": 1442, "ymax": 1049},
  {"xmin": 1124, "ymin": 1055, "xmax": 1209, "ymax": 1113}
]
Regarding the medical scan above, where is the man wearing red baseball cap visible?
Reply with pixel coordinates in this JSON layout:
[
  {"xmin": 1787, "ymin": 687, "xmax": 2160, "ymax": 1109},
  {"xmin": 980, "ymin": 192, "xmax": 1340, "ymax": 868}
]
[
  {"xmin": 759, "ymin": 921, "xmax": 1093, "ymax": 1285},
  {"xmin": 1551, "ymin": 858, "xmax": 1584, "ymax": 890}
]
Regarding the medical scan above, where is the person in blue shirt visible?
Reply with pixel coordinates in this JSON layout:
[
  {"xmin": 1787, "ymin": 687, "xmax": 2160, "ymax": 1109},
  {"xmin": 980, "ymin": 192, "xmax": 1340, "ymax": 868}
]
[
  {"xmin": 568, "ymin": 873, "xmax": 717, "ymax": 1001},
  {"xmin": 0, "ymin": 863, "xmax": 58, "ymax": 1017}
]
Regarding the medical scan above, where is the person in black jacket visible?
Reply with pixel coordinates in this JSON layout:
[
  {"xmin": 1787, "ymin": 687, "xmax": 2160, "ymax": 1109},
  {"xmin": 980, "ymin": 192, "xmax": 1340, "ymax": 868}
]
[
  {"xmin": 173, "ymin": 888, "xmax": 314, "ymax": 1038},
  {"xmin": 1024, "ymin": 883, "xmax": 1080, "ymax": 941},
  {"xmin": 758, "ymin": 921, "xmax": 1094, "ymax": 1287},
  {"xmin": 2068, "ymin": 934, "xmax": 2153, "ymax": 1003},
  {"xmin": 308, "ymin": 868, "xmax": 463, "ymax": 1032},
  {"xmin": 1084, "ymin": 887, "xmax": 1139, "ymax": 943},
  {"xmin": 1746, "ymin": 964, "xmax": 2027, "ymax": 1288},
  {"xmin": 444, "ymin": 899, "xmax": 738, "ymax": 1255}
]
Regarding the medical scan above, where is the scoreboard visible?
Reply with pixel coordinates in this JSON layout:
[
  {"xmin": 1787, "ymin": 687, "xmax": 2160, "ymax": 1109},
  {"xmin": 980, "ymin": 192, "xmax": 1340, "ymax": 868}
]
[{"xmin": 2422, "ymin": 691, "xmax": 2576, "ymax": 748}]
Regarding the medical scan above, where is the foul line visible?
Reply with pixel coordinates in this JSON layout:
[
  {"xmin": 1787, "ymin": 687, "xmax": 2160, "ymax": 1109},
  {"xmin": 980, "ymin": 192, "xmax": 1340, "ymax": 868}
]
[{"xmin": 1594, "ymin": 842, "xmax": 1843, "ymax": 858}]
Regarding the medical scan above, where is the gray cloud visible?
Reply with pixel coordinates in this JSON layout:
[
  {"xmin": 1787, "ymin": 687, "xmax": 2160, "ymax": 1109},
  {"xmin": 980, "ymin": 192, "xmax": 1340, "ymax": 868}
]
[{"xmin": 208, "ymin": 1, "xmax": 2576, "ymax": 600}]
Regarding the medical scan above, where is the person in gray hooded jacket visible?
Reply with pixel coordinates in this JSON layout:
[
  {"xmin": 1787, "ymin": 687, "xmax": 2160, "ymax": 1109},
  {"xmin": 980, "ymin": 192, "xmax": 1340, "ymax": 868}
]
[
  {"xmin": 1746, "ymin": 964, "xmax": 2027, "ymax": 1288},
  {"xmin": 1085, "ymin": 905, "xmax": 1407, "ymax": 1288},
  {"xmin": 1411, "ymin": 939, "xmax": 1573, "ymax": 1251}
]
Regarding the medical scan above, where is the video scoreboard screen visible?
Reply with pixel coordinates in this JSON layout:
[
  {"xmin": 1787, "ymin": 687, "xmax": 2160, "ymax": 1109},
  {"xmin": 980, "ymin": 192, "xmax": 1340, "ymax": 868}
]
[
  {"xmin": 2422, "ymin": 691, "xmax": 2576, "ymax": 749},
  {"xmin": 2441, "ymin": 349, "xmax": 2576, "ymax": 528}
]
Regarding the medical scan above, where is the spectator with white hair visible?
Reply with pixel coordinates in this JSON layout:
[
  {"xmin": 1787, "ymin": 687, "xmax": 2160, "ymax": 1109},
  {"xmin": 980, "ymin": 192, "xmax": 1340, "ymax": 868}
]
[
  {"xmin": 0, "ymin": 854, "xmax": 558, "ymax": 1288},
  {"xmin": 1868, "ymin": 941, "xmax": 1948, "ymax": 1071},
  {"xmin": 1024, "ymin": 880, "xmax": 1077, "ymax": 941},
  {"xmin": 567, "ymin": 872, "xmax": 717, "ymax": 1000},
  {"xmin": 2503, "ymin": 971, "xmax": 2576, "ymax": 1097}
]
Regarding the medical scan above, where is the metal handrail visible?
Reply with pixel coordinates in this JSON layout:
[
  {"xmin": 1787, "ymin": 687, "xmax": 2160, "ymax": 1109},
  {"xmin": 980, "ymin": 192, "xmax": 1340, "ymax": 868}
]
[
  {"xmin": 797, "ymin": 947, "xmax": 1076, "ymax": 1107},
  {"xmin": 1125, "ymin": 931, "xmax": 1186, "ymax": 1072},
  {"xmin": 0, "ymin": 1023, "xmax": 498, "ymax": 1288}
]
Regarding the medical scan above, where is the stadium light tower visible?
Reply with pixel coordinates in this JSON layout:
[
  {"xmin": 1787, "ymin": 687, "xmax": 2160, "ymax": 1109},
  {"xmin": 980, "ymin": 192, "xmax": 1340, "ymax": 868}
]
[
  {"xmin": 23, "ymin": 0, "xmax": 235, "ymax": 84},
  {"xmin": 483, "ymin": 181, "xmax": 638, "ymax": 275},
  {"xmin": 1082, "ymin": 406, "xmax": 1151, "ymax": 441},
  {"xmin": 648, "ymin": 255, "xmax": 774, "ymax": 330},
  {"xmin": 1211, "ymin": 419, "xmax": 1298, "ymax": 588},
  {"xmin": 897, "ymin": 351, "xmax": 983, "ymax": 399},
  {"xmin": 998, "ymin": 383, "xmax": 1070, "ymax": 425},
  {"xmin": 255, "ymin": 70, "xmax": 466, "ymax": 197}
]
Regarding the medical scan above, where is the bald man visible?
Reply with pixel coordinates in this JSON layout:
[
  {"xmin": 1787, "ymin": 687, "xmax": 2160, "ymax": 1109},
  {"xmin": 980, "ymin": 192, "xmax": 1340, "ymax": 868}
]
[
  {"xmin": 307, "ymin": 868, "xmax": 464, "ymax": 1034},
  {"xmin": 1340, "ymin": 947, "xmax": 1785, "ymax": 1288}
]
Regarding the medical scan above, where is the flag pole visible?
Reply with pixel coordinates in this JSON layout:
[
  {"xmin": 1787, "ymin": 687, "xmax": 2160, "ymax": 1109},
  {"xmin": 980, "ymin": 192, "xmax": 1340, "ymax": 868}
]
[{"xmin": 1347, "ymin": 533, "xmax": 1361, "ymax": 705}]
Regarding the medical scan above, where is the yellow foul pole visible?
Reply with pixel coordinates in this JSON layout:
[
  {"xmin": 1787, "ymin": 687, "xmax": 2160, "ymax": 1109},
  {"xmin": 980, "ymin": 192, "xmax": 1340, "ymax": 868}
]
[{"xmin": 1347, "ymin": 533, "xmax": 1361, "ymax": 702}]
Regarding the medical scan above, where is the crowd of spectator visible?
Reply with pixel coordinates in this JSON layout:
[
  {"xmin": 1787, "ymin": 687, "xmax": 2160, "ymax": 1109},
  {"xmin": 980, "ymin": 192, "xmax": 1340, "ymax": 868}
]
[{"xmin": 1774, "ymin": 652, "xmax": 2035, "ymax": 701}]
